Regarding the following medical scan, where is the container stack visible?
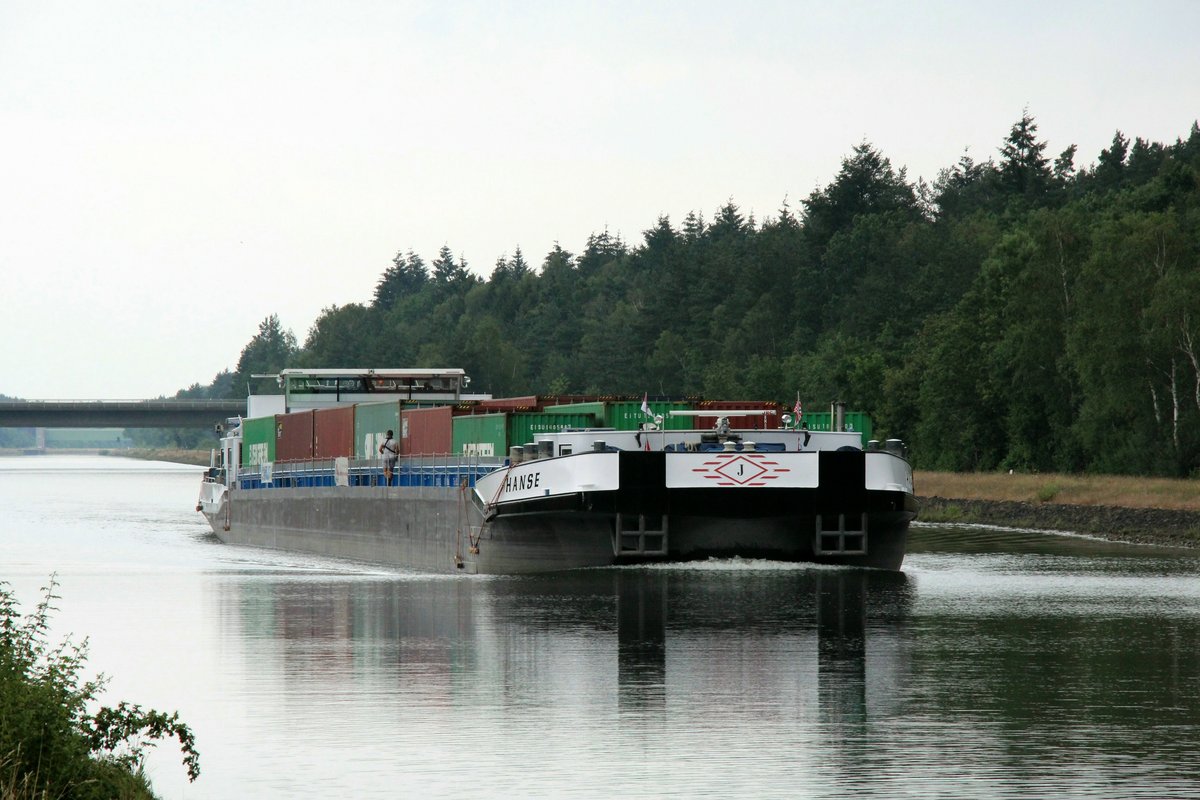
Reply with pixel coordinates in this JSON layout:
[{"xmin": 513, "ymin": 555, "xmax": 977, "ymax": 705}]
[
  {"xmin": 542, "ymin": 400, "xmax": 694, "ymax": 431},
  {"xmin": 234, "ymin": 395, "xmax": 873, "ymax": 463},
  {"xmin": 690, "ymin": 400, "xmax": 782, "ymax": 430},
  {"xmin": 451, "ymin": 411, "xmax": 596, "ymax": 458},
  {"xmin": 800, "ymin": 410, "xmax": 874, "ymax": 446}
]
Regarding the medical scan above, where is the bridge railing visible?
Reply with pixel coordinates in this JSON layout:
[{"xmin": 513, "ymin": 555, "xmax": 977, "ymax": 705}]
[
  {"xmin": 0, "ymin": 398, "xmax": 247, "ymax": 429},
  {"xmin": 0, "ymin": 399, "xmax": 245, "ymax": 408}
]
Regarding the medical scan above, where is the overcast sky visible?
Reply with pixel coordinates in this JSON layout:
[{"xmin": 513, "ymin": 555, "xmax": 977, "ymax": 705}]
[{"xmin": 3, "ymin": 1, "xmax": 1198, "ymax": 399}]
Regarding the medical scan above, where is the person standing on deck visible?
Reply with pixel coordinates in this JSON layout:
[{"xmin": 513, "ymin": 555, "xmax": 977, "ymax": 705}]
[{"xmin": 379, "ymin": 429, "xmax": 398, "ymax": 485}]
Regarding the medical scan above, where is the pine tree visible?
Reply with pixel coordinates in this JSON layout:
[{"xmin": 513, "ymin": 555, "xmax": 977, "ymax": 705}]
[
  {"xmin": 373, "ymin": 250, "xmax": 428, "ymax": 309},
  {"xmin": 934, "ymin": 150, "xmax": 1000, "ymax": 217},
  {"xmin": 1094, "ymin": 130, "xmax": 1130, "ymax": 189},
  {"xmin": 431, "ymin": 244, "xmax": 468, "ymax": 285},
  {"xmin": 509, "ymin": 246, "xmax": 531, "ymax": 278},
  {"xmin": 998, "ymin": 110, "xmax": 1051, "ymax": 200},
  {"xmin": 802, "ymin": 142, "xmax": 917, "ymax": 250},
  {"xmin": 1053, "ymin": 144, "xmax": 1078, "ymax": 182},
  {"xmin": 231, "ymin": 315, "xmax": 298, "ymax": 396}
]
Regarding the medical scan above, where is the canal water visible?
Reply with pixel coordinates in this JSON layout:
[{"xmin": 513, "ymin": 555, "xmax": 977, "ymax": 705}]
[{"xmin": 3, "ymin": 456, "xmax": 1200, "ymax": 799}]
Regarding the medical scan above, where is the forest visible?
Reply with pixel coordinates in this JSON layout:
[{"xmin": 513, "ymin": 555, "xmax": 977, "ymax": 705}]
[{"xmin": 148, "ymin": 113, "xmax": 1200, "ymax": 477}]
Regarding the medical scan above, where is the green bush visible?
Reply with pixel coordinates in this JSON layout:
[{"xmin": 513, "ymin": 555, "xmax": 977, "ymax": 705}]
[
  {"xmin": 0, "ymin": 576, "xmax": 199, "ymax": 799},
  {"xmin": 1037, "ymin": 483, "xmax": 1060, "ymax": 503},
  {"xmin": 916, "ymin": 502, "xmax": 964, "ymax": 523}
]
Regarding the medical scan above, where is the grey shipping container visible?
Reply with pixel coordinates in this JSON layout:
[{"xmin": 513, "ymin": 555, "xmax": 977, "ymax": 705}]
[{"xmin": 354, "ymin": 400, "xmax": 401, "ymax": 460}]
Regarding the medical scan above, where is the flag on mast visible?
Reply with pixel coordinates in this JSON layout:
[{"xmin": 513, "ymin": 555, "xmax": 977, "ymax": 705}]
[
  {"xmin": 641, "ymin": 393, "xmax": 652, "ymax": 417},
  {"xmin": 793, "ymin": 394, "xmax": 802, "ymax": 424}
]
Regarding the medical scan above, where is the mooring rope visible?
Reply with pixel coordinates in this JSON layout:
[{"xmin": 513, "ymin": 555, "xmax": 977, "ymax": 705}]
[{"xmin": 467, "ymin": 462, "xmax": 517, "ymax": 552}]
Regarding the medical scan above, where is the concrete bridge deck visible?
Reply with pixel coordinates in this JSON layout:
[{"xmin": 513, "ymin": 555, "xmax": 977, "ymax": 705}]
[{"xmin": 0, "ymin": 399, "xmax": 246, "ymax": 428}]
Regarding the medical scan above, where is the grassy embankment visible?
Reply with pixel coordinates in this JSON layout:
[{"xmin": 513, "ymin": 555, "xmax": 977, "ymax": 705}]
[
  {"xmin": 917, "ymin": 470, "xmax": 1200, "ymax": 545},
  {"xmin": 112, "ymin": 448, "xmax": 211, "ymax": 466},
  {"xmin": 916, "ymin": 471, "xmax": 1200, "ymax": 511},
  {"xmin": 0, "ymin": 448, "xmax": 212, "ymax": 466}
]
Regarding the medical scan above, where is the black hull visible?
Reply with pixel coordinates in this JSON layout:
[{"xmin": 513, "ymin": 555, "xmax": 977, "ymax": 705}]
[
  {"xmin": 483, "ymin": 450, "xmax": 917, "ymax": 571},
  {"xmin": 203, "ymin": 448, "xmax": 916, "ymax": 573},
  {"xmin": 480, "ymin": 506, "xmax": 912, "ymax": 572},
  {"xmin": 655, "ymin": 511, "xmax": 911, "ymax": 570}
]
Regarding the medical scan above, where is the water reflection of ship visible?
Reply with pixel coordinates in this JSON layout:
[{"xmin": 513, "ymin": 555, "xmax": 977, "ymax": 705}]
[
  {"xmin": 816, "ymin": 569, "xmax": 910, "ymax": 727},
  {"xmin": 221, "ymin": 578, "xmax": 482, "ymax": 698},
  {"xmin": 616, "ymin": 571, "xmax": 666, "ymax": 713},
  {"xmin": 227, "ymin": 566, "xmax": 912, "ymax": 723},
  {"xmin": 611, "ymin": 569, "xmax": 913, "ymax": 720}
]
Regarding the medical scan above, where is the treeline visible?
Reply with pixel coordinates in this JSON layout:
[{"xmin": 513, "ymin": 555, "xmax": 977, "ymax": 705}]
[{"xmin": 170, "ymin": 113, "xmax": 1200, "ymax": 477}]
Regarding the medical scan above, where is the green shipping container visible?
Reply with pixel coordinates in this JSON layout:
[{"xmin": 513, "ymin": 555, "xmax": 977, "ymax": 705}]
[
  {"xmin": 241, "ymin": 415, "xmax": 276, "ymax": 466},
  {"xmin": 541, "ymin": 401, "xmax": 606, "ymax": 420},
  {"xmin": 508, "ymin": 412, "xmax": 595, "ymax": 444},
  {"xmin": 452, "ymin": 412, "xmax": 598, "ymax": 457},
  {"xmin": 544, "ymin": 401, "xmax": 693, "ymax": 431},
  {"xmin": 452, "ymin": 413, "xmax": 507, "ymax": 457},
  {"xmin": 802, "ymin": 411, "xmax": 873, "ymax": 446},
  {"xmin": 354, "ymin": 400, "xmax": 401, "ymax": 460},
  {"xmin": 611, "ymin": 401, "xmax": 693, "ymax": 431}
]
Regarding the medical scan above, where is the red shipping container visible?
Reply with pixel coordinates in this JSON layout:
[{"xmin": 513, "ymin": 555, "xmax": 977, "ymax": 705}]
[
  {"xmin": 476, "ymin": 394, "xmax": 636, "ymax": 412},
  {"xmin": 313, "ymin": 405, "xmax": 355, "ymax": 459},
  {"xmin": 693, "ymin": 400, "xmax": 782, "ymax": 431},
  {"xmin": 401, "ymin": 405, "xmax": 453, "ymax": 455},
  {"xmin": 478, "ymin": 395, "xmax": 542, "ymax": 412},
  {"xmin": 275, "ymin": 410, "xmax": 315, "ymax": 462}
]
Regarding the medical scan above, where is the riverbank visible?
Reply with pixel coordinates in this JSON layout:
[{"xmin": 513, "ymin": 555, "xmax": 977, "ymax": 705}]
[
  {"xmin": 916, "ymin": 471, "xmax": 1200, "ymax": 548},
  {"xmin": 0, "ymin": 448, "xmax": 211, "ymax": 466},
  {"xmin": 114, "ymin": 448, "xmax": 211, "ymax": 466}
]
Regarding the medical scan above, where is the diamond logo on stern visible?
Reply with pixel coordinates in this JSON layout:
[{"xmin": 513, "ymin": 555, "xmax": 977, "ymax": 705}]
[{"xmin": 713, "ymin": 456, "xmax": 768, "ymax": 485}]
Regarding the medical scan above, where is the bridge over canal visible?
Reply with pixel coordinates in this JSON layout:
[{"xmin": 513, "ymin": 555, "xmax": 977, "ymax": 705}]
[{"xmin": 0, "ymin": 399, "xmax": 246, "ymax": 429}]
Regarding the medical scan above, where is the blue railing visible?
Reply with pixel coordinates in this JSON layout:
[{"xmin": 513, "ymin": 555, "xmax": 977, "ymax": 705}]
[{"xmin": 236, "ymin": 456, "xmax": 505, "ymax": 491}]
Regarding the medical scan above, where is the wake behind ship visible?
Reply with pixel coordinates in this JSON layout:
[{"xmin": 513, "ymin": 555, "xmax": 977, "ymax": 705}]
[{"xmin": 198, "ymin": 369, "xmax": 917, "ymax": 574}]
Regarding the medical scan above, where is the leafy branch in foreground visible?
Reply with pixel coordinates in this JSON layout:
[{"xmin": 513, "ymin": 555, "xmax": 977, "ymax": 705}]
[
  {"xmin": 0, "ymin": 575, "xmax": 200, "ymax": 798},
  {"xmin": 88, "ymin": 703, "xmax": 200, "ymax": 783}
]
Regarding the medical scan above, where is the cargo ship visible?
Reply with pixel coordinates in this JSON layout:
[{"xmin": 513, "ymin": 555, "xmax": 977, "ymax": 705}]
[{"xmin": 197, "ymin": 369, "xmax": 917, "ymax": 574}]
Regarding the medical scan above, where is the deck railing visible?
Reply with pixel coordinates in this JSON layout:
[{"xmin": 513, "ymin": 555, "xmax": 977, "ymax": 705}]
[{"xmin": 235, "ymin": 453, "xmax": 506, "ymax": 490}]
